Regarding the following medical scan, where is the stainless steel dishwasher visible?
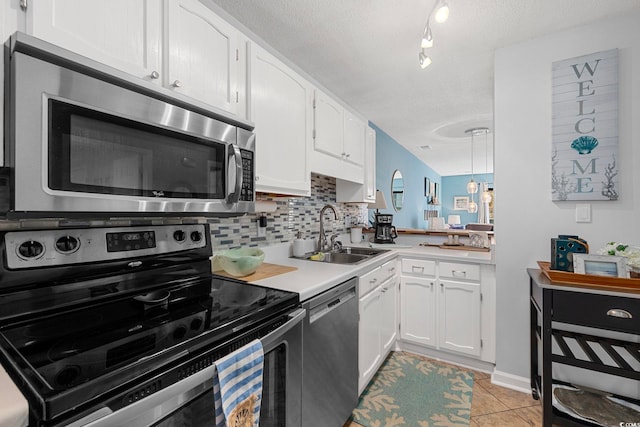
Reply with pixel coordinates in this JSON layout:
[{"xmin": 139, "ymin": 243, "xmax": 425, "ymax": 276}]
[{"xmin": 302, "ymin": 277, "xmax": 358, "ymax": 427}]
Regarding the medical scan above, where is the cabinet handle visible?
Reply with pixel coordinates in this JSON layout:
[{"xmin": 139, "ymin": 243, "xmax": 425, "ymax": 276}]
[
  {"xmin": 411, "ymin": 266, "xmax": 424, "ymax": 273},
  {"xmin": 381, "ymin": 287, "xmax": 388, "ymax": 293},
  {"xmin": 389, "ymin": 267, "xmax": 396, "ymax": 273},
  {"xmin": 150, "ymin": 70, "xmax": 160, "ymax": 79},
  {"xmin": 345, "ymin": 153, "xmax": 350, "ymax": 158},
  {"xmin": 451, "ymin": 270, "xmax": 467, "ymax": 277},
  {"xmin": 370, "ymin": 278, "xmax": 377, "ymax": 284},
  {"xmin": 607, "ymin": 309, "xmax": 632, "ymax": 319},
  {"xmin": 430, "ymin": 282, "xmax": 434, "ymax": 288},
  {"xmin": 172, "ymin": 80, "xmax": 182, "ymax": 88}
]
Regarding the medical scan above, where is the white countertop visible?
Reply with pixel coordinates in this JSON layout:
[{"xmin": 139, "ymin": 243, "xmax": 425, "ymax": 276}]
[
  {"xmin": 0, "ymin": 366, "xmax": 28, "ymax": 427},
  {"xmin": 253, "ymin": 238, "xmax": 494, "ymax": 301}
]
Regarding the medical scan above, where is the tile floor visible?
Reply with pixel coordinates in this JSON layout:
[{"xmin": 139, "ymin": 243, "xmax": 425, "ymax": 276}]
[{"xmin": 344, "ymin": 361, "xmax": 542, "ymax": 427}]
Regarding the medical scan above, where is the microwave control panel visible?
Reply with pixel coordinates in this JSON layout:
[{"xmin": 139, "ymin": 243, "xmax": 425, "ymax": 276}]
[{"xmin": 240, "ymin": 149, "xmax": 254, "ymax": 201}]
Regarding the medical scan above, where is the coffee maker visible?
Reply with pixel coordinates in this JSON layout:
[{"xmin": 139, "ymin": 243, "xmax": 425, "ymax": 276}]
[{"xmin": 374, "ymin": 214, "xmax": 398, "ymax": 244}]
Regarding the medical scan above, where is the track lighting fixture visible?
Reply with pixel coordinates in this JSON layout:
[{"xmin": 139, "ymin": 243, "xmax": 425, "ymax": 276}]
[
  {"xmin": 421, "ymin": 25, "xmax": 433, "ymax": 48},
  {"xmin": 434, "ymin": 1, "xmax": 449, "ymax": 23},
  {"xmin": 419, "ymin": 50, "xmax": 432, "ymax": 69},
  {"xmin": 418, "ymin": 0, "xmax": 450, "ymax": 68}
]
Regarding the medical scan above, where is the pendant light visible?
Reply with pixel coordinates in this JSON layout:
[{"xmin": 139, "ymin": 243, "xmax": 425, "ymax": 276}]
[
  {"xmin": 481, "ymin": 129, "xmax": 492, "ymax": 203},
  {"xmin": 465, "ymin": 128, "xmax": 478, "ymax": 195}
]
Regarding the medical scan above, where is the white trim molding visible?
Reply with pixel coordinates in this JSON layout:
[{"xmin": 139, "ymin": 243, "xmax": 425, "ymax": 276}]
[{"xmin": 491, "ymin": 370, "xmax": 531, "ymax": 394}]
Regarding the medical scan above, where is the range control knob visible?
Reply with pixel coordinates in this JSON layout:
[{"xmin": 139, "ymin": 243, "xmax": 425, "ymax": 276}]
[
  {"xmin": 18, "ymin": 240, "xmax": 45, "ymax": 259},
  {"xmin": 55, "ymin": 236, "xmax": 80, "ymax": 253},
  {"xmin": 190, "ymin": 231, "xmax": 202, "ymax": 243},
  {"xmin": 173, "ymin": 230, "xmax": 186, "ymax": 242}
]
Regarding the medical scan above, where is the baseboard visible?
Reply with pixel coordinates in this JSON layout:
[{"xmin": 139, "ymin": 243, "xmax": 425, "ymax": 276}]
[
  {"xmin": 491, "ymin": 369, "xmax": 531, "ymax": 394},
  {"xmin": 395, "ymin": 341, "xmax": 495, "ymax": 374}
]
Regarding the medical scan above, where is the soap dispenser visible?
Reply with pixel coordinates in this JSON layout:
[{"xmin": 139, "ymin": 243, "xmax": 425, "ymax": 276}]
[{"xmin": 293, "ymin": 231, "xmax": 306, "ymax": 258}]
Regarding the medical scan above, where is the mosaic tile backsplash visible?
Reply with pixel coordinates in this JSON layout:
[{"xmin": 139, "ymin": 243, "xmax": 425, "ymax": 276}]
[
  {"xmin": 208, "ymin": 173, "xmax": 368, "ymax": 250},
  {"xmin": 0, "ymin": 173, "xmax": 369, "ymax": 253}
]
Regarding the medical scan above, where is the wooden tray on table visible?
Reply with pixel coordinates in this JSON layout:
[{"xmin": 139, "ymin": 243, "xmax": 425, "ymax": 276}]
[{"xmin": 537, "ymin": 261, "xmax": 640, "ymax": 293}]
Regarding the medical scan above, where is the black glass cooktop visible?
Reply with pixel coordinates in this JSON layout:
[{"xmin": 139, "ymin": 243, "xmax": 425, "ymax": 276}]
[{"xmin": 0, "ymin": 274, "xmax": 297, "ymax": 419}]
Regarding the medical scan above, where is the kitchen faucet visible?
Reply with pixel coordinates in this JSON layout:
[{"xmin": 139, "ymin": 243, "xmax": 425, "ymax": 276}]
[{"xmin": 317, "ymin": 204, "xmax": 338, "ymax": 252}]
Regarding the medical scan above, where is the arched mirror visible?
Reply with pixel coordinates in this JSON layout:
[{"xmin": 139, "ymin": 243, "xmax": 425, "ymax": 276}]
[{"xmin": 391, "ymin": 169, "xmax": 404, "ymax": 212}]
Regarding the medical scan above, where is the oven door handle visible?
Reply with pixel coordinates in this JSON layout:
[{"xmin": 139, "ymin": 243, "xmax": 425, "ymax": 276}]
[
  {"xmin": 75, "ymin": 308, "xmax": 306, "ymax": 427},
  {"xmin": 261, "ymin": 308, "xmax": 306, "ymax": 353}
]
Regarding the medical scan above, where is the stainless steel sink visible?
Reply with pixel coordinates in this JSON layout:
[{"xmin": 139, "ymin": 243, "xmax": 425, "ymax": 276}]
[
  {"xmin": 295, "ymin": 246, "xmax": 388, "ymax": 265},
  {"xmin": 319, "ymin": 252, "xmax": 369, "ymax": 264}
]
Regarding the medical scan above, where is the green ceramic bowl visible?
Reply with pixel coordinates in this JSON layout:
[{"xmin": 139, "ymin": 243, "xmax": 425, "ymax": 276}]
[{"xmin": 212, "ymin": 248, "xmax": 265, "ymax": 277}]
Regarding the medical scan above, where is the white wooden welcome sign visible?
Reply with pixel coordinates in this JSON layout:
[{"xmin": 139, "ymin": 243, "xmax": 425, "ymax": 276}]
[{"xmin": 551, "ymin": 49, "xmax": 618, "ymax": 201}]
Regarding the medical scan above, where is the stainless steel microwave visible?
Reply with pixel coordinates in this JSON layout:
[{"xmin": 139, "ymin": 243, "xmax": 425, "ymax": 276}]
[{"xmin": 4, "ymin": 32, "xmax": 255, "ymax": 218}]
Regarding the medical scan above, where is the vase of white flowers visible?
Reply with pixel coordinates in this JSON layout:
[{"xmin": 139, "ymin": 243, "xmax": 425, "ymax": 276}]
[{"xmin": 598, "ymin": 242, "xmax": 640, "ymax": 278}]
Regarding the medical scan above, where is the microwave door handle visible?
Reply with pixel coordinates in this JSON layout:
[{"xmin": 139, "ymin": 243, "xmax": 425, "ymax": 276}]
[{"xmin": 227, "ymin": 144, "xmax": 243, "ymax": 204}]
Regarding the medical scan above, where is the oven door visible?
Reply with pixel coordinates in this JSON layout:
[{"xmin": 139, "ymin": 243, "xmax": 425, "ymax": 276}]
[{"xmin": 72, "ymin": 308, "xmax": 304, "ymax": 427}]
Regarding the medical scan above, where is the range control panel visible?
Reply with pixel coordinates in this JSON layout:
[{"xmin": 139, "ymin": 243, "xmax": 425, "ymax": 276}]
[{"xmin": 4, "ymin": 224, "xmax": 207, "ymax": 269}]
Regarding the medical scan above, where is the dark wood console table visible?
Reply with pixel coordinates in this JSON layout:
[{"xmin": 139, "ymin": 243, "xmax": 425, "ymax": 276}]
[{"xmin": 529, "ymin": 268, "xmax": 640, "ymax": 426}]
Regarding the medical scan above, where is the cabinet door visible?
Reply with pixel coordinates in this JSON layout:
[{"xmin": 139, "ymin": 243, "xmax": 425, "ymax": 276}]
[
  {"xmin": 250, "ymin": 44, "xmax": 311, "ymax": 196},
  {"xmin": 167, "ymin": 0, "xmax": 239, "ymax": 115},
  {"xmin": 363, "ymin": 126, "xmax": 376, "ymax": 202},
  {"xmin": 380, "ymin": 277, "xmax": 398, "ymax": 356},
  {"xmin": 400, "ymin": 276, "xmax": 436, "ymax": 347},
  {"xmin": 343, "ymin": 110, "xmax": 365, "ymax": 166},
  {"xmin": 313, "ymin": 90, "xmax": 344, "ymax": 159},
  {"xmin": 359, "ymin": 288, "xmax": 381, "ymax": 392},
  {"xmin": 438, "ymin": 280, "xmax": 481, "ymax": 356},
  {"xmin": 27, "ymin": 0, "xmax": 162, "ymax": 80}
]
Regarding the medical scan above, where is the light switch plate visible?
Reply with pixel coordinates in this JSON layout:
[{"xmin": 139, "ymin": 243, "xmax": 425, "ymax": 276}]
[{"xmin": 575, "ymin": 204, "xmax": 591, "ymax": 223}]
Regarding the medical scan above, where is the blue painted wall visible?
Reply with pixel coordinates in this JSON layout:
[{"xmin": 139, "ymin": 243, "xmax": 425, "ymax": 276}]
[
  {"xmin": 441, "ymin": 174, "xmax": 494, "ymax": 225},
  {"xmin": 370, "ymin": 122, "xmax": 441, "ymax": 229}
]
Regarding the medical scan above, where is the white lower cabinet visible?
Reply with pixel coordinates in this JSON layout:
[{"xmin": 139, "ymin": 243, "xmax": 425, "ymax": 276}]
[
  {"xmin": 380, "ymin": 276, "xmax": 398, "ymax": 355},
  {"xmin": 358, "ymin": 285, "xmax": 381, "ymax": 391},
  {"xmin": 399, "ymin": 257, "xmax": 494, "ymax": 363},
  {"xmin": 358, "ymin": 259, "xmax": 398, "ymax": 393},
  {"xmin": 400, "ymin": 276, "xmax": 436, "ymax": 347},
  {"xmin": 438, "ymin": 279, "xmax": 481, "ymax": 357}
]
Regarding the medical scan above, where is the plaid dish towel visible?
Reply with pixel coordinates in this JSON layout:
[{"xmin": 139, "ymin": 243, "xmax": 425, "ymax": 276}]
[{"xmin": 213, "ymin": 339, "xmax": 264, "ymax": 427}]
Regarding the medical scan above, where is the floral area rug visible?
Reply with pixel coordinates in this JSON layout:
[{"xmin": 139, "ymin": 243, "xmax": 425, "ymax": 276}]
[{"xmin": 351, "ymin": 351, "xmax": 474, "ymax": 426}]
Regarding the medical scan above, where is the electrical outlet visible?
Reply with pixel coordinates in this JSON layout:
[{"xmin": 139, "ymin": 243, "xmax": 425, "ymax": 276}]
[{"xmin": 257, "ymin": 220, "xmax": 266, "ymax": 237}]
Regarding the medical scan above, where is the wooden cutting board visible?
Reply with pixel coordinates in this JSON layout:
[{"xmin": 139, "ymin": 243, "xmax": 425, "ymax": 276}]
[{"xmin": 213, "ymin": 263, "xmax": 297, "ymax": 282}]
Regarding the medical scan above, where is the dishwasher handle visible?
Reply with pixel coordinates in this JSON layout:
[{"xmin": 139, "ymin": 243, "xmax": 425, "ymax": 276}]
[{"xmin": 308, "ymin": 287, "xmax": 356, "ymax": 323}]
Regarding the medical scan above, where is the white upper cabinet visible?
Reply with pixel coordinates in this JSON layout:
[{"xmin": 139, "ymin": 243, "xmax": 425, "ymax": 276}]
[
  {"xmin": 336, "ymin": 125, "xmax": 376, "ymax": 203},
  {"xmin": 26, "ymin": 0, "xmax": 162, "ymax": 81},
  {"xmin": 249, "ymin": 43, "xmax": 311, "ymax": 196},
  {"xmin": 343, "ymin": 110, "xmax": 365, "ymax": 167},
  {"xmin": 313, "ymin": 91, "xmax": 344, "ymax": 159},
  {"xmin": 25, "ymin": 0, "xmax": 245, "ymax": 119},
  {"xmin": 312, "ymin": 89, "xmax": 365, "ymax": 183},
  {"xmin": 166, "ymin": 0, "xmax": 241, "ymax": 116}
]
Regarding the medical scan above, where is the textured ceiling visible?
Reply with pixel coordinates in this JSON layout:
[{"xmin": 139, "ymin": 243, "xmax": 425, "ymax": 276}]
[{"xmin": 206, "ymin": 0, "xmax": 640, "ymax": 176}]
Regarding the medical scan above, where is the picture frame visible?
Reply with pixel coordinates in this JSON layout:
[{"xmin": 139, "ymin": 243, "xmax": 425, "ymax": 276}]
[
  {"xmin": 453, "ymin": 196, "xmax": 469, "ymax": 211},
  {"xmin": 424, "ymin": 177, "xmax": 431, "ymax": 201},
  {"xmin": 573, "ymin": 254, "xmax": 629, "ymax": 278}
]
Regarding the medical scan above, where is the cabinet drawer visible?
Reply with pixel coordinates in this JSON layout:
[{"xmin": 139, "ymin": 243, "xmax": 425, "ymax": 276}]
[
  {"xmin": 553, "ymin": 290, "xmax": 640, "ymax": 335},
  {"xmin": 439, "ymin": 262, "xmax": 480, "ymax": 281},
  {"xmin": 380, "ymin": 259, "xmax": 398, "ymax": 282},
  {"xmin": 359, "ymin": 267, "xmax": 382, "ymax": 297},
  {"xmin": 401, "ymin": 259, "xmax": 436, "ymax": 276}
]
